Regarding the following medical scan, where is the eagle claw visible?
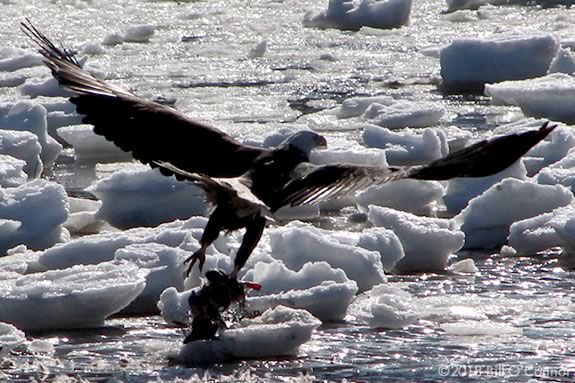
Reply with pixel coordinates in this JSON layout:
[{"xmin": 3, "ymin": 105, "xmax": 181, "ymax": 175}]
[{"xmin": 184, "ymin": 249, "xmax": 206, "ymax": 277}]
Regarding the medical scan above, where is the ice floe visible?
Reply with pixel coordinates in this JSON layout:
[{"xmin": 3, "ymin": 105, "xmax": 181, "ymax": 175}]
[
  {"xmin": 303, "ymin": 0, "xmax": 411, "ymax": 31},
  {"xmin": 177, "ymin": 306, "xmax": 321, "ymax": 364},
  {"xmin": 87, "ymin": 167, "xmax": 208, "ymax": 229},
  {"xmin": 0, "ymin": 155, "xmax": 27, "ymax": 187},
  {"xmin": 440, "ymin": 34, "xmax": 559, "ymax": 93},
  {"xmin": 454, "ymin": 178, "xmax": 573, "ymax": 249},
  {"xmin": 486, "ymin": 73, "xmax": 575, "ymax": 124},
  {"xmin": 0, "ymin": 262, "xmax": 146, "ymax": 331},
  {"xmin": 368, "ymin": 206, "xmax": 465, "ymax": 272},
  {"xmin": 0, "ymin": 180, "xmax": 68, "ymax": 255}
]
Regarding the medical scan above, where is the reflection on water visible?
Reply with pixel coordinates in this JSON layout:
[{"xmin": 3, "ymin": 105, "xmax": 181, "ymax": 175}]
[{"xmin": 2, "ymin": 253, "xmax": 573, "ymax": 382}]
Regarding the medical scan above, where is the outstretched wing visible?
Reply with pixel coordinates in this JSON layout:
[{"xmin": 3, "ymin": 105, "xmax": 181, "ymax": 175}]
[
  {"xmin": 271, "ymin": 122, "xmax": 556, "ymax": 209},
  {"xmin": 22, "ymin": 20, "xmax": 266, "ymax": 178}
]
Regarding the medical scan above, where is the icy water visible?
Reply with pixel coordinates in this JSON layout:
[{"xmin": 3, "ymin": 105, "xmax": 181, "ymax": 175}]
[{"xmin": 1, "ymin": 0, "xmax": 575, "ymax": 381}]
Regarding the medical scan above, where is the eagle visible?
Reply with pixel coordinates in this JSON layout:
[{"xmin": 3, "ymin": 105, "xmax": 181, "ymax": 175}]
[{"xmin": 22, "ymin": 20, "xmax": 556, "ymax": 279}]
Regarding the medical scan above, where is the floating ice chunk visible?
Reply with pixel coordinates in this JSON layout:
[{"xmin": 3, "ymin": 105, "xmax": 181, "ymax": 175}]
[
  {"xmin": 0, "ymin": 129, "xmax": 42, "ymax": 178},
  {"xmin": 0, "ymin": 180, "xmax": 68, "ymax": 255},
  {"xmin": 362, "ymin": 101, "xmax": 444, "ymax": 129},
  {"xmin": 336, "ymin": 95, "xmax": 395, "ymax": 119},
  {"xmin": 246, "ymin": 280, "xmax": 358, "ymax": 322},
  {"xmin": 245, "ymin": 261, "xmax": 349, "ymax": 294},
  {"xmin": 274, "ymin": 204, "xmax": 320, "ymax": 221},
  {"xmin": 339, "ymin": 228, "xmax": 402, "ymax": 271},
  {"xmin": 80, "ymin": 41, "xmax": 105, "ymax": 56},
  {"xmin": 0, "ymin": 322, "xmax": 25, "ymax": 355},
  {"xmin": 443, "ymin": 160, "xmax": 527, "ymax": 214},
  {"xmin": 303, "ymin": 0, "xmax": 411, "ymax": 31},
  {"xmin": 63, "ymin": 197, "xmax": 106, "ymax": 235},
  {"xmin": 508, "ymin": 203, "xmax": 575, "ymax": 255},
  {"xmin": 57, "ymin": 125, "xmax": 131, "ymax": 162},
  {"xmin": 0, "ymin": 262, "xmax": 146, "ymax": 331},
  {"xmin": 362, "ymin": 125, "xmax": 448, "ymax": 166},
  {"xmin": 114, "ymin": 243, "xmax": 188, "ymax": 314},
  {"xmin": 349, "ymin": 284, "xmax": 419, "ymax": 329},
  {"xmin": 537, "ymin": 149, "xmax": 575, "ymax": 192},
  {"xmin": 158, "ymin": 287, "xmax": 192, "ymax": 326},
  {"xmin": 450, "ymin": 258, "xmax": 478, "ymax": 273},
  {"xmin": 178, "ymin": 306, "xmax": 321, "ymax": 364},
  {"xmin": 20, "ymin": 77, "xmax": 73, "ymax": 98},
  {"xmin": 368, "ymin": 206, "xmax": 464, "ymax": 272},
  {"xmin": 454, "ymin": 178, "xmax": 573, "ymax": 249},
  {"xmin": 486, "ymin": 74, "xmax": 575, "ymax": 124},
  {"xmin": 37, "ymin": 216, "xmax": 209, "ymax": 270},
  {"xmin": 124, "ymin": 25, "xmax": 156, "ymax": 43},
  {"xmin": 440, "ymin": 34, "xmax": 559, "ymax": 93},
  {"xmin": 548, "ymin": 48, "xmax": 575, "ymax": 75},
  {"xmin": 268, "ymin": 223, "xmax": 386, "ymax": 291},
  {"xmin": 88, "ymin": 167, "xmax": 208, "ymax": 229},
  {"xmin": 0, "ymin": 101, "xmax": 62, "ymax": 170},
  {"xmin": 102, "ymin": 32, "xmax": 124, "ymax": 46},
  {"xmin": 248, "ymin": 40, "xmax": 267, "ymax": 59},
  {"xmin": 441, "ymin": 320, "xmax": 522, "ymax": 336},
  {"xmin": 357, "ymin": 179, "xmax": 445, "ymax": 216},
  {"xmin": 0, "ymin": 47, "xmax": 43, "ymax": 72},
  {"xmin": 0, "ymin": 155, "xmax": 26, "ymax": 187}
]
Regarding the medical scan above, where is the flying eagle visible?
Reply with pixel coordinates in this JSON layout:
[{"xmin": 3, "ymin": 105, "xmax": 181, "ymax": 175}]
[{"xmin": 22, "ymin": 20, "xmax": 556, "ymax": 278}]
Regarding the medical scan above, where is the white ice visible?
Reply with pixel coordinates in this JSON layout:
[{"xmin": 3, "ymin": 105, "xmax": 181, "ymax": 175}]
[
  {"xmin": 0, "ymin": 155, "xmax": 27, "ymax": 187},
  {"xmin": 454, "ymin": 178, "xmax": 573, "ymax": 249},
  {"xmin": 440, "ymin": 34, "xmax": 559, "ymax": 92},
  {"xmin": 303, "ymin": 0, "xmax": 411, "ymax": 31},
  {"xmin": 0, "ymin": 262, "xmax": 146, "ymax": 330},
  {"xmin": 368, "ymin": 206, "xmax": 464, "ymax": 272},
  {"xmin": 123, "ymin": 25, "xmax": 156, "ymax": 43},
  {"xmin": 177, "ymin": 306, "xmax": 321, "ymax": 364},
  {"xmin": 268, "ymin": 222, "xmax": 386, "ymax": 291},
  {"xmin": 362, "ymin": 125, "xmax": 448, "ymax": 166},
  {"xmin": 0, "ymin": 129, "xmax": 42, "ymax": 178},
  {"xmin": 114, "ymin": 243, "xmax": 188, "ymax": 314},
  {"xmin": 0, "ymin": 322, "xmax": 26, "ymax": 355},
  {"xmin": 88, "ymin": 167, "xmax": 208, "ymax": 229},
  {"xmin": 0, "ymin": 47, "xmax": 43, "ymax": 72},
  {"xmin": 361, "ymin": 101, "xmax": 444, "ymax": 129},
  {"xmin": 508, "ymin": 203, "xmax": 575, "ymax": 255},
  {"xmin": 0, "ymin": 101, "xmax": 62, "ymax": 171},
  {"xmin": 0, "ymin": 179, "xmax": 69, "ymax": 255},
  {"xmin": 57, "ymin": 125, "xmax": 132, "ymax": 162},
  {"xmin": 356, "ymin": 179, "xmax": 445, "ymax": 216},
  {"xmin": 485, "ymin": 73, "xmax": 575, "ymax": 124}
]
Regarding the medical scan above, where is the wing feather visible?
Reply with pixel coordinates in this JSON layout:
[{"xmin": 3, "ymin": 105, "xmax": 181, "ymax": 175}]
[{"xmin": 22, "ymin": 20, "xmax": 266, "ymax": 178}]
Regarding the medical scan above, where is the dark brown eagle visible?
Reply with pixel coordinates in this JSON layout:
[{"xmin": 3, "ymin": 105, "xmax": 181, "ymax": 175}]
[{"xmin": 22, "ymin": 20, "xmax": 555, "ymax": 279}]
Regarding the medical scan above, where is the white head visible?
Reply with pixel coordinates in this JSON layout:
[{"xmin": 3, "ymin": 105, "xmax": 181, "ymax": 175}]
[{"xmin": 281, "ymin": 130, "xmax": 327, "ymax": 156}]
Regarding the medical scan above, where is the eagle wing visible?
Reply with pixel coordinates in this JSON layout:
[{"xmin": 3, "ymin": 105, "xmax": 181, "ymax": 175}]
[
  {"xmin": 271, "ymin": 122, "xmax": 556, "ymax": 209},
  {"xmin": 152, "ymin": 161, "xmax": 274, "ymax": 220},
  {"xmin": 22, "ymin": 20, "xmax": 266, "ymax": 178}
]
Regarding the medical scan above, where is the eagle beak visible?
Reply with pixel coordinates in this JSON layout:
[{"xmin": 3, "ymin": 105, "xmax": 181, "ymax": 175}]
[{"xmin": 316, "ymin": 135, "xmax": 328, "ymax": 149}]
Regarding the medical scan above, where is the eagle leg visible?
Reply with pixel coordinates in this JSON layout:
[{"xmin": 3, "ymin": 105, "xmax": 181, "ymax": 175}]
[
  {"xmin": 184, "ymin": 208, "xmax": 227, "ymax": 276},
  {"xmin": 230, "ymin": 214, "xmax": 267, "ymax": 279}
]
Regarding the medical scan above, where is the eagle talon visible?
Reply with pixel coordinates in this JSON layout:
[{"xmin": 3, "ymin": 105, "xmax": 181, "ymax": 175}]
[{"xmin": 184, "ymin": 249, "xmax": 206, "ymax": 276}]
